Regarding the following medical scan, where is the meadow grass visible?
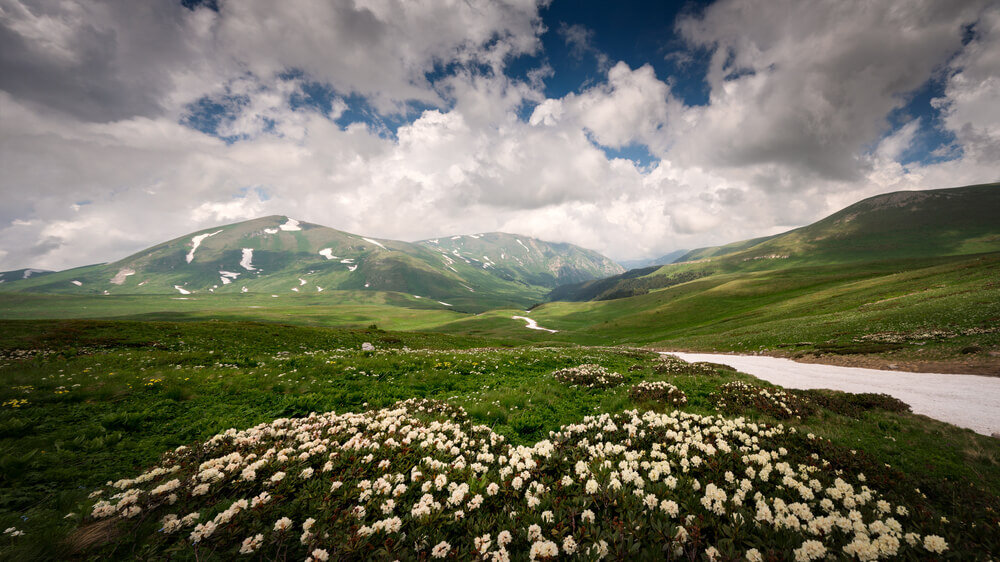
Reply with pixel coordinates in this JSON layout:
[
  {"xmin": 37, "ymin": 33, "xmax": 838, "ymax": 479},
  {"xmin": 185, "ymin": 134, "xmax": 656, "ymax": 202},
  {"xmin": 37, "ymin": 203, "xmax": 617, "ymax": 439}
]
[{"xmin": 0, "ymin": 320, "xmax": 997, "ymax": 559}]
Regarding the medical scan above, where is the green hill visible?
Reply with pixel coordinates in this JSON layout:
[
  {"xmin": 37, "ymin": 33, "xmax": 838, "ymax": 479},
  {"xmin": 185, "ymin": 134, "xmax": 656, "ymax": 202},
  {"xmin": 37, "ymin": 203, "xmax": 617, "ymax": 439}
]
[
  {"xmin": 552, "ymin": 183, "xmax": 1000, "ymax": 303},
  {"xmin": 679, "ymin": 182, "xmax": 1000, "ymax": 267}
]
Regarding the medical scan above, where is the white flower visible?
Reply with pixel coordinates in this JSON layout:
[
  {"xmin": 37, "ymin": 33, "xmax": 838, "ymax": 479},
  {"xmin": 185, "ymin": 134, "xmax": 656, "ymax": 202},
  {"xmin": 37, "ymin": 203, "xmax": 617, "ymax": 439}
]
[
  {"xmin": 793, "ymin": 540, "xmax": 826, "ymax": 561},
  {"xmin": 529, "ymin": 540, "xmax": 558, "ymax": 560},
  {"xmin": 270, "ymin": 471, "xmax": 286, "ymax": 483},
  {"xmin": 585, "ymin": 479, "xmax": 600, "ymax": 494},
  {"xmin": 923, "ymin": 535, "xmax": 948, "ymax": 554},
  {"xmin": 239, "ymin": 534, "xmax": 263, "ymax": 554},
  {"xmin": 274, "ymin": 517, "xmax": 293, "ymax": 532},
  {"xmin": 311, "ymin": 549, "xmax": 330, "ymax": 561},
  {"xmin": 562, "ymin": 535, "xmax": 578, "ymax": 555},
  {"xmin": 431, "ymin": 541, "xmax": 451, "ymax": 558},
  {"xmin": 581, "ymin": 509, "xmax": 595, "ymax": 523}
]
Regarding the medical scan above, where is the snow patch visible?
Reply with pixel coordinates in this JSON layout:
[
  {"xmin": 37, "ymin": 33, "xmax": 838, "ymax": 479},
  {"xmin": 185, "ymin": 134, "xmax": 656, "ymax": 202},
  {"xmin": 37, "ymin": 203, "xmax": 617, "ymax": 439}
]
[
  {"xmin": 174, "ymin": 285, "xmax": 191, "ymax": 295},
  {"xmin": 138, "ymin": 280, "xmax": 148, "ymax": 286},
  {"xmin": 512, "ymin": 316, "xmax": 558, "ymax": 333},
  {"xmin": 364, "ymin": 282, "xmax": 370, "ymax": 288},
  {"xmin": 220, "ymin": 277, "xmax": 232, "ymax": 285},
  {"xmin": 240, "ymin": 248, "xmax": 256, "ymax": 270},
  {"xmin": 110, "ymin": 268, "xmax": 135, "ymax": 285},
  {"xmin": 362, "ymin": 237, "xmax": 387, "ymax": 250},
  {"xmin": 23, "ymin": 268, "xmax": 47, "ymax": 279},
  {"xmin": 450, "ymin": 235, "xmax": 461, "ymax": 240},
  {"xmin": 437, "ymin": 301, "xmax": 453, "ymax": 307},
  {"xmin": 516, "ymin": 239, "xmax": 530, "ymax": 252},
  {"xmin": 271, "ymin": 295, "xmax": 279, "ymax": 298},
  {"xmin": 319, "ymin": 248, "xmax": 338, "ymax": 260},
  {"xmin": 299, "ymin": 278, "xmax": 307, "ymax": 286},
  {"xmin": 220, "ymin": 270, "xmax": 240, "ymax": 279},
  {"xmin": 316, "ymin": 286, "xmax": 324, "ymax": 292},
  {"xmin": 291, "ymin": 287, "xmax": 299, "ymax": 292},
  {"xmin": 347, "ymin": 265, "xmax": 358, "ymax": 272},
  {"xmin": 241, "ymin": 286, "xmax": 248, "ymax": 293},
  {"xmin": 279, "ymin": 218, "xmax": 301, "ymax": 231},
  {"xmin": 172, "ymin": 297, "xmax": 190, "ymax": 300},
  {"xmin": 413, "ymin": 295, "xmax": 423, "ymax": 299},
  {"xmin": 263, "ymin": 228, "xmax": 279, "ymax": 234},
  {"xmin": 340, "ymin": 258, "xmax": 354, "ymax": 263},
  {"xmin": 71, "ymin": 280, "xmax": 82, "ymax": 286},
  {"xmin": 669, "ymin": 353, "xmax": 1000, "ymax": 436},
  {"xmin": 428, "ymin": 239, "xmax": 439, "ymax": 244},
  {"xmin": 186, "ymin": 230, "xmax": 223, "ymax": 263}
]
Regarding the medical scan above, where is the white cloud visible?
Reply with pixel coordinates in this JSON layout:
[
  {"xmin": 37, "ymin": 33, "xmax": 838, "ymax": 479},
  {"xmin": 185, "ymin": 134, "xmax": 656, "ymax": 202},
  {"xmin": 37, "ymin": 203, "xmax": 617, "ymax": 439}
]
[{"xmin": 0, "ymin": 0, "xmax": 998, "ymax": 271}]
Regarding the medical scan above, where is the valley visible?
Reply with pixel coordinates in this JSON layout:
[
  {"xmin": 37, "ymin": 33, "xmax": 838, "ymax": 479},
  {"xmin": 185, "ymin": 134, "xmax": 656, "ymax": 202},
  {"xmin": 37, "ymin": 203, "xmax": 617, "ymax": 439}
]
[{"xmin": 1, "ymin": 183, "xmax": 999, "ymax": 560}]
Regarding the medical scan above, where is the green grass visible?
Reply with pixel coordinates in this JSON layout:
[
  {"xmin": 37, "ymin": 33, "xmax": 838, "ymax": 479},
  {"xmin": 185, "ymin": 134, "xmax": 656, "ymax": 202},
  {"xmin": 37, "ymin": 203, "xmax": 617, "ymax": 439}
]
[{"xmin": 0, "ymin": 321, "xmax": 998, "ymax": 559}]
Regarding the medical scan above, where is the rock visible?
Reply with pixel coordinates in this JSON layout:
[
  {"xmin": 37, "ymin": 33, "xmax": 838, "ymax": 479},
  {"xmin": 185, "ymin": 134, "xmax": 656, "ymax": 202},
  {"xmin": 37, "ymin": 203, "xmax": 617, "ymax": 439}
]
[{"xmin": 361, "ymin": 342, "xmax": 375, "ymax": 352}]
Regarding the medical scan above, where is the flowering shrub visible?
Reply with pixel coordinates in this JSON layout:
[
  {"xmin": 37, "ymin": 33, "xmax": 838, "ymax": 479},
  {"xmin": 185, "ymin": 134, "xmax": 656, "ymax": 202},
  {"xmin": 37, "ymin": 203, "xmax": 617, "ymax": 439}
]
[
  {"xmin": 793, "ymin": 390, "xmax": 910, "ymax": 419},
  {"xmin": 629, "ymin": 381, "xmax": 687, "ymax": 406},
  {"xmin": 79, "ymin": 401, "xmax": 955, "ymax": 560},
  {"xmin": 712, "ymin": 381, "xmax": 817, "ymax": 420},
  {"xmin": 552, "ymin": 364, "xmax": 624, "ymax": 388},
  {"xmin": 653, "ymin": 355, "xmax": 723, "ymax": 376}
]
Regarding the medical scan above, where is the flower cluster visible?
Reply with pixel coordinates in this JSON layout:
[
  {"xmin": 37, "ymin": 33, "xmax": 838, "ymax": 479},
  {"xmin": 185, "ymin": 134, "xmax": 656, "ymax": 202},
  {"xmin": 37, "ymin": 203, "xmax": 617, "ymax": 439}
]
[
  {"xmin": 628, "ymin": 381, "xmax": 687, "ymax": 406},
  {"xmin": 79, "ymin": 401, "xmax": 952, "ymax": 560},
  {"xmin": 653, "ymin": 355, "xmax": 722, "ymax": 376},
  {"xmin": 552, "ymin": 364, "xmax": 624, "ymax": 388},
  {"xmin": 712, "ymin": 381, "xmax": 816, "ymax": 420}
]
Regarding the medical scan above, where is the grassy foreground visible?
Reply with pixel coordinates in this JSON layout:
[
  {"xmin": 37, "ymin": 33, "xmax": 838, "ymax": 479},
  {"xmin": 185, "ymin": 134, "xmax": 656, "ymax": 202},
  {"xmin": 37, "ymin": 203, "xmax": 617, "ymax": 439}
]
[{"xmin": 0, "ymin": 320, "xmax": 998, "ymax": 560}]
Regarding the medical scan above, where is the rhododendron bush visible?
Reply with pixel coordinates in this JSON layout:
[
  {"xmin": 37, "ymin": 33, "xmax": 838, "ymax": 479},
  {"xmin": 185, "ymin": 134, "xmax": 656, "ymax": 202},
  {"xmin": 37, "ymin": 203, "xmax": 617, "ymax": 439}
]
[{"xmin": 82, "ymin": 400, "xmax": 954, "ymax": 560}]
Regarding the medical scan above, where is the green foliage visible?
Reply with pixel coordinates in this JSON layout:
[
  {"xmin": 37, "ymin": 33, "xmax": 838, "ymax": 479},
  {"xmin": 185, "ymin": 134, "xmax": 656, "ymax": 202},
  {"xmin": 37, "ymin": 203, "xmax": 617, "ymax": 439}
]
[
  {"xmin": 793, "ymin": 390, "xmax": 911, "ymax": 419},
  {"xmin": 0, "ymin": 321, "xmax": 997, "ymax": 560}
]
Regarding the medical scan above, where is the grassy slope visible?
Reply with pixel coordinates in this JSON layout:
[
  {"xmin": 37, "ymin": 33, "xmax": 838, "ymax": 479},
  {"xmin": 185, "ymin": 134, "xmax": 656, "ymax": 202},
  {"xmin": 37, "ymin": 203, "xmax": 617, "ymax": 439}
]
[
  {"xmin": 441, "ymin": 253, "xmax": 1000, "ymax": 363},
  {"xmin": 0, "ymin": 321, "xmax": 997, "ymax": 559}
]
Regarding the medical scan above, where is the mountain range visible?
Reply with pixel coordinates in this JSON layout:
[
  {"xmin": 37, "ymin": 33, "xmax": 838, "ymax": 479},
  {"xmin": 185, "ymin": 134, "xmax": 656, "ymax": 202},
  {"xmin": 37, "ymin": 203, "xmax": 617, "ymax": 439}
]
[{"xmin": 0, "ymin": 216, "xmax": 623, "ymax": 311}]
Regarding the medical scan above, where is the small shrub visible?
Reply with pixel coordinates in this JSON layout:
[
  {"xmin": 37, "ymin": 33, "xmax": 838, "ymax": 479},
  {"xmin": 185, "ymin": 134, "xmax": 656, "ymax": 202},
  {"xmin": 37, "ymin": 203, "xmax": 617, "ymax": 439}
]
[
  {"xmin": 653, "ymin": 355, "xmax": 721, "ymax": 376},
  {"xmin": 793, "ymin": 390, "xmax": 910, "ymax": 419},
  {"xmin": 629, "ymin": 381, "xmax": 687, "ymax": 406},
  {"xmin": 552, "ymin": 364, "xmax": 624, "ymax": 388},
  {"xmin": 711, "ymin": 381, "xmax": 816, "ymax": 419}
]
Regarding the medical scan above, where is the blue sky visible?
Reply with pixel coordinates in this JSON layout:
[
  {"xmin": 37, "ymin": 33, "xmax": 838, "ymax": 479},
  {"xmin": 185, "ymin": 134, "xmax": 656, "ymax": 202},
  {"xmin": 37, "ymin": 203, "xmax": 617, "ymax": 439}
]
[{"xmin": 1, "ymin": 0, "xmax": 998, "ymax": 270}]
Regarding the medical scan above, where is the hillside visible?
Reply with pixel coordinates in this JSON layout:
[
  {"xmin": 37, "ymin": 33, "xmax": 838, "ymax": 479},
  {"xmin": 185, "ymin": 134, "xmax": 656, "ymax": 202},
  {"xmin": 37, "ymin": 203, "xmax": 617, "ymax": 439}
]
[
  {"xmin": 679, "ymin": 182, "xmax": 1000, "ymax": 266},
  {"xmin": 416, "ymin": 232, "xmax": 623, "ymax": 287},
  {"xmin": 0, "ymin": 216, "xmax": 621, "ymax": 311},
  {"xmin": 551, "ymin": 183, "xmax": 1000, "ymax": 302},
  {"xmin": 617, "ymin": 249, "xmax": 689, "ymax": 270}
]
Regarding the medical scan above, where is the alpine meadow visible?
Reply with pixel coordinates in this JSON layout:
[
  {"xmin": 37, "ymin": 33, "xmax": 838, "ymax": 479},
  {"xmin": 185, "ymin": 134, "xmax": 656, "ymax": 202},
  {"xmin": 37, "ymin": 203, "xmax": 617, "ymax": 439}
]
[{"xmin": 1, "ymin": 1, "xmax": 1000, "ymax": 561}]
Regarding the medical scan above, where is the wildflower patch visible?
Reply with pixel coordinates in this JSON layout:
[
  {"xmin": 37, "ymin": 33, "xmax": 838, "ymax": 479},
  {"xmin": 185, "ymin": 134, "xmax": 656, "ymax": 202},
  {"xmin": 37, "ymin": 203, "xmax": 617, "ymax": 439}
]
[
  {"xmin": 79, "ymin": 401, "xmax": 956, "ymax": 560},
  {"xmin": 654, "ymin": 354, "xmax": 725, "ymax": 376},
  {"xmin": 629, "ymin": 381, "xmax": 687, "ymax": 406},
  {"xmin": 711, "ymin": 381, "xmax": 817, "ymax": 420},
  {"xmin": 552, "ymin": 364, "xmax": 624, "ymax": 388}
]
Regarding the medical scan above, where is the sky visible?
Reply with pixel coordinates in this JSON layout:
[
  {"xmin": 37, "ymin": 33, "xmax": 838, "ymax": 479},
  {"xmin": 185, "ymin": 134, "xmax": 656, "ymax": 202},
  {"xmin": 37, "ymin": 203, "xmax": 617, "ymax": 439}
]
[{"xmin": 1, "ymin": 0, "xmax": 998, "ymax": 271}]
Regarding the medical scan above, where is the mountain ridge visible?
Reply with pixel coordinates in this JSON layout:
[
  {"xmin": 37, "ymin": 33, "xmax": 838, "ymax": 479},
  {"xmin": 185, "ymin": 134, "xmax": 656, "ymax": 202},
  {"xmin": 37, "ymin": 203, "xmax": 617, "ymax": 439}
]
[{"xmin": 0, "ymin": 216, "xmax": 621, "ymax": 311}]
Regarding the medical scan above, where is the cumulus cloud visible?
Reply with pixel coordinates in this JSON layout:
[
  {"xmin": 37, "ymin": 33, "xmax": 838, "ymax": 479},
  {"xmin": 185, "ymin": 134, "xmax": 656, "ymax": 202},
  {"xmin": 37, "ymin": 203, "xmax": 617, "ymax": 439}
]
[
  {"xmin": 674, "ymin": 0, "xmax": 990, "ymax": 181},
  {"xmin": 0, "ymin": 0, "xmax": 998, "ymax": 270}
]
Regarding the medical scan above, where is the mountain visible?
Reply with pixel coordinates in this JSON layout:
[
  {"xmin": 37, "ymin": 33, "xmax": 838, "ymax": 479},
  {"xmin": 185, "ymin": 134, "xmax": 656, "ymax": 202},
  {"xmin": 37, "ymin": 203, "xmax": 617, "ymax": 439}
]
[
  {"xmin": 0, "ymin": 268, "xmax": 53, "ymax": 284},
  {"xmin": 416, "ymin": 233, "xmax": 624, "ymax": 288},
  {"xmin": 0, "ymin": 216, "xmax": 621, "ymax": 310},
  {"xmin": 676, "ymin": 183, "xmax": 1000, "ymax": 267},
  {"xmin": 551, "ymin": 182, "xmax": 1000, "ymax": 302},
  {"xmin": 617, "ymin": 249, "xmax": 689, "ymax": 270}
]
